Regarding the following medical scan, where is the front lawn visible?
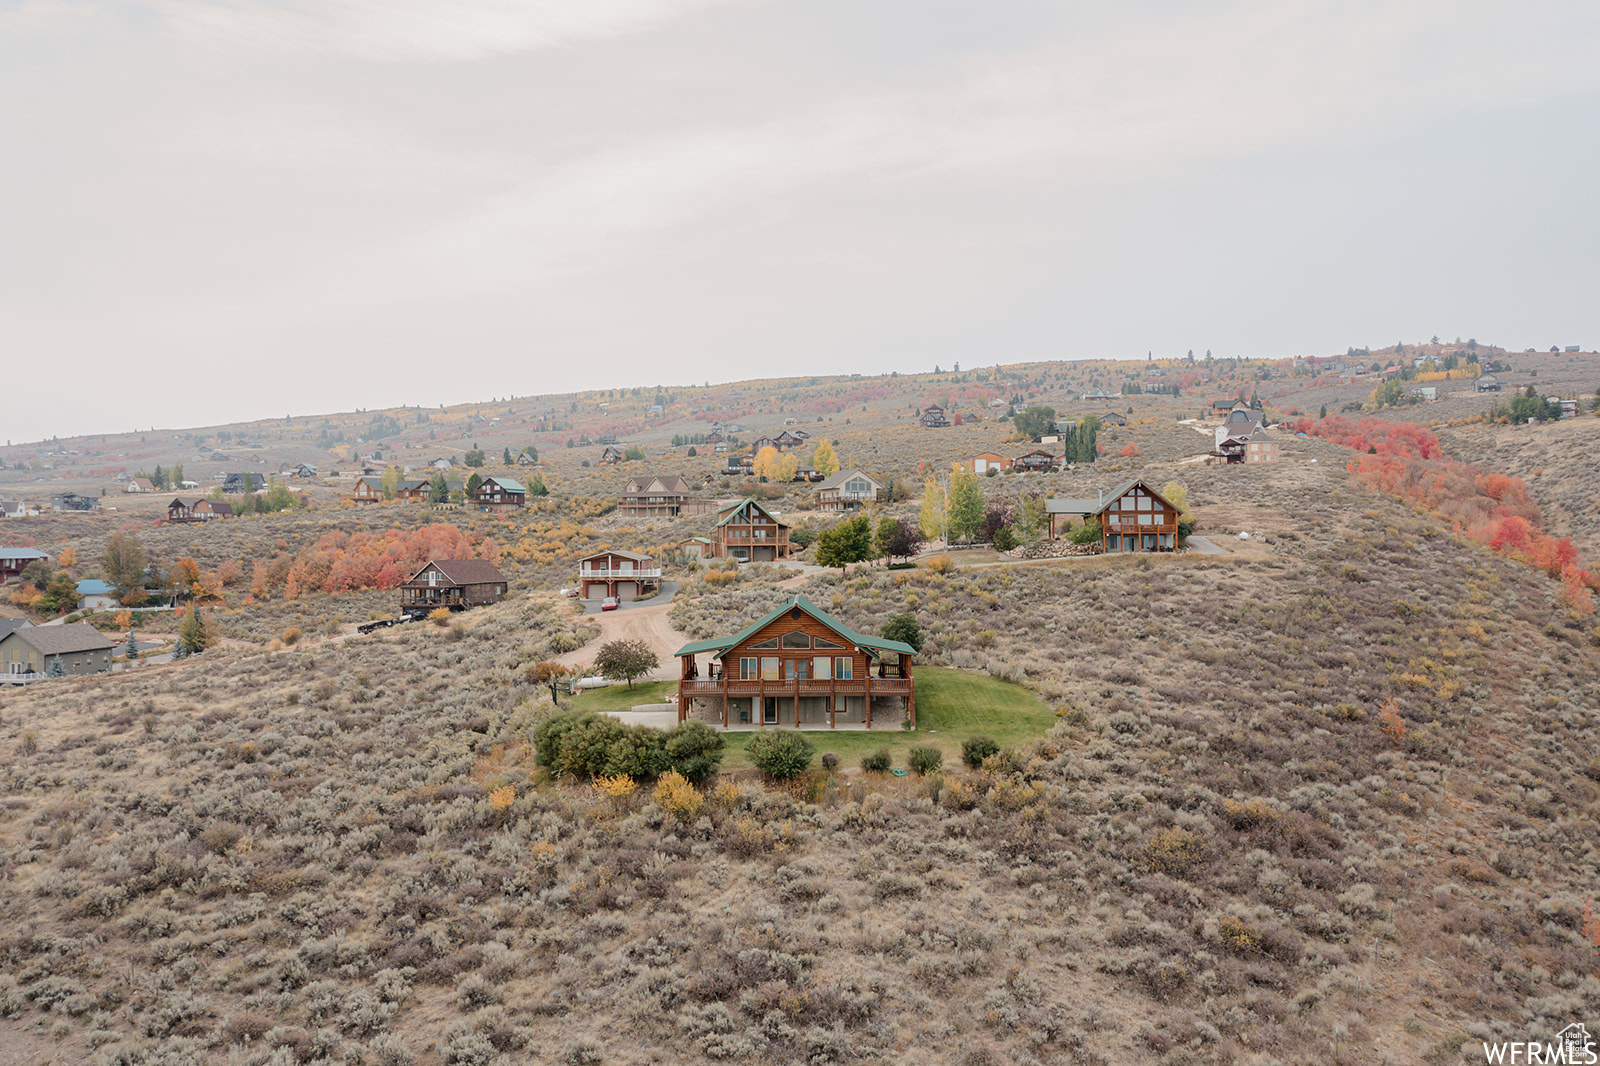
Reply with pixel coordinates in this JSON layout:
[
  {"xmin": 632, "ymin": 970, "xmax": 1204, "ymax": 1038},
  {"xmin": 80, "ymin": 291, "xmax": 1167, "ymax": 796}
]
[{"xmin": 554, "ymin": 667, "xmax": 1055, "ymax": 774}]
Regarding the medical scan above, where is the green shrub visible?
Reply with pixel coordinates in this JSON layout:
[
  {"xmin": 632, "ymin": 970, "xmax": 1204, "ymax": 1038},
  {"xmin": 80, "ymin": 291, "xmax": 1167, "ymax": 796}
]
[
  {"xmin": 860, "ymin": 747, "xmax": 892, "ymax": 773},
  {"xmin": 961, "ymin": 736, "xmax": 1000, "ymax": 769},
  {"xmin": 1069, "ymin": 518, "xmax": 1103, "ymax": 546},
  {"xmin": 746, "ymin": 730, "xmax": 815, "ymax": 779},
  {"xmin": 820, "ymin": 752, "xmax": 839, "ymax": 771},
  {"xmin": 605, "ymin": 726, "xmax": 670, "ymax": 779},
  {"xmin": 991, "ymin": 525, "xmax": 1017, "ymax": 551},
  {"xmin": 908, "ymin": 746, "xmax": 943, "ymax": 775},
  {"xmin": 663, "ymin": 721, "xmax": 725, "ymax": 783},
  {"xmin": 533, "ymin": 711, "xmax": 591, "ymax": 770},
  {"xmin": 881, "ymin": 613, "xmax": 924, "ymax": 652}
]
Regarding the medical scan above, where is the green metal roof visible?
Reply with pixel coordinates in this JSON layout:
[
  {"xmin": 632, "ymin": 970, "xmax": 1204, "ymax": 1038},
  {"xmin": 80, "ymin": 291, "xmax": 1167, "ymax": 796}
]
[
  {"xmin": 673, "ymin": 593, "xmax": 915, "ymax": 660},
  {"xmin": 485, "ymin": 477, "xmax": 526, "ymax": 493}
]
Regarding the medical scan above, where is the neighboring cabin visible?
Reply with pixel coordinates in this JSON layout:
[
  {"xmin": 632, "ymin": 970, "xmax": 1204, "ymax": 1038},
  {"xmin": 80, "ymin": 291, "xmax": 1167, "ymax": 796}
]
[
  {"xmin": 674, "ymin": 594, "xmax": 916, "ymax": 730},
  {"xmin": 619, "ymin": 475, "xmax": 712, "ymax": 519},
  {"xmin": 969, "ymin": 453, "xmax": 1012, "ymax": 475},
  {"xmin": 1012, "ymin": 450, "xmax": 1062, "ymax": 473},
  {"xmin": 0, "ymin": 622, "xmax": 116, "ymax": 682},
  {"xmin": 1045, "ymin": 479, "xmax": 1182, "ymax": 552},
  {"xmin": 76, "ymin": 580, "xmax": 118, "ymax": 610},
  {"xmin": 222, "ymin": 472, "xmax": 266, "ymax": 494},
  {"xmin": 577, "ymin": 549, "xmax": 661, "ymax": 601},
  {"xmin": 711, "ymin": 498, "xmax": 792, "ymax": 562},
  {"xmin": 398, "ymin": 560, "xmax": 509, "ymax": 613},
  {"xmin": 814, "ymin": 469, "xmax": 883, "ymax": 512},
  {"xmin": 51, "ymin": 493, "xmax": 98, "ymax": 512},
  {"xmin": 470, "ymin": 476, "xmax": 525, "ymax": 511},
  {"xmin": 0, "ymin": 547, "xmax": 49, "ymax": 582},
  {"xmin": 124, "ymin": 477, "xmax": 156, "ymax": 494},
  {"xmin": 166, "ymin": 498, "xmax": 233, "ymax": 523},
  {"xmin": 919, "ymin": 404, "xmax": 951, "ymax": 428},
  {"xmin": 350, "ymin": 476, "xmax": 386, "ymax": 504}
]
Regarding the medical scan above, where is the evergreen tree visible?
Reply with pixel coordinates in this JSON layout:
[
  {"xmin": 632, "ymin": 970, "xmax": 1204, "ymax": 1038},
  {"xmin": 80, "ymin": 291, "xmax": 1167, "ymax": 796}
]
[
  {"xmin": 178, "ymin": 606, "xmax": 210, "ymax": 655},
  {"xmin": 45, "ymin": 655, "xmax": 66, "ymax": 678},
  {"xmin": 124, "ymin": 630, "xmax": 138, "ymax": 661}
]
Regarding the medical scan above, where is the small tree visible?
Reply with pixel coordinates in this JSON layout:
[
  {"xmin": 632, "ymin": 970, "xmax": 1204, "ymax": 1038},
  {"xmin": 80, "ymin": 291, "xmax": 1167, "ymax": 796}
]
[
  {"xmin": 947, "ymin": 465, "xmax": 983, "ymax": 543},
  {"xmin": 746, "ymin": 730, "xmax": 814, "ymax": 779},
  {"xmin": 811, "ymin": 438, "xmax": 840, "ymax": 478},
  {"xmin": 464, "ymin": 447, "xmax": 486, "ymax": 468},
  {"xmin": 881, "ymin": 613, "xmax": 924, "ymax": 652},
  {"xmin": 918, "ymin": 476, "xmax": 946, "ymax": 543},
  {"xmin": 124, "ymin": 630, "xmax": 138, "ymax": 661},
  {"xmin": 429, "ymin": 473, "xmax": 449, "ymax": 503},
  {"xmin": 594, "ymin": 639, "xmax": 659, "ymax": 688},
  {"xmin": 908, "ymin": 746, "xmax": 943, "ymax": 775},
  {"xmin": 103, "ymin": 531, "xmax": 147, "ymax": 592},
  {"xmin": 815, "ymin": 515, "xmax": 874, "ymax": 570},
  {"xmin": 45, "ymin": 655, "xmax": 66, "ymax": 678},
  {"xmin": 465, "ymin": 472, "xmax": 484, "ymax": 498},
  {"xmin": 177, "ymin": 605, "xmax": 211, "ymax": 655}
]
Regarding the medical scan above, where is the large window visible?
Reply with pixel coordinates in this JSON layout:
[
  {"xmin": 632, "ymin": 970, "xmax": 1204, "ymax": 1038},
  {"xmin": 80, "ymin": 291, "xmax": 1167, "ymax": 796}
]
[
  {"xmin": 835, "ymin": 657, "xmax": 853, "ymax": 680},
  {"xmin": 780, "ymin": 631, "xmax": 810, "ymax": 649},
  {"xmin": 813, "ymin": 656, "xmax": 832, "ymax": 679},
  {"xmin": 762, "ymin": 657, "xmax": 780, "ymax": 680},
  {"xmin": 740, "ymin": 657, "xmax": 758, "ymax": 680}
]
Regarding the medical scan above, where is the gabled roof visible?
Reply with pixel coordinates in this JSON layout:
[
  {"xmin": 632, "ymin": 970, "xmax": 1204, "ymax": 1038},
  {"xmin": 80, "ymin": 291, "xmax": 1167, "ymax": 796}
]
[
  {"xmin": 674, "ymin": 594, "xmax": 916, "ymax": 661},
  {"xmin": 581, "ymin": 548, "xmax": 652, "ymax": 563},
  {"xmin": 716, "ymin": 498, "xmax": 785, "ymax": 527},
  {"xmin": 1044, "ymin": 478, "xmax": 1171, "ymax": 516},
  {"xmin": 815, "ymin": 468, "xmax": 880, "ymax": 492},
  {"xmin": 0, "ymin": 618, "xmax": 32, "ymax": 640},
  {"xmin": 403, "ymin": 559, "xmax": 508, "ymax": 587},
  {"xmin": 0, "ymin": 622, "xmax": 116, "ymax": 655},
  {"xmin": 0, "ymin": 547, "xmax": 49, "ymax": 563},
  {"xmin": 623, "ymin": 474, "xmax": 690, "ymax": 494},
  {"xmin": 480, "ymin": 477, "xmax": 525, "ymax": 493},
  {"xmin": 76, "ymin": 579, "xmax": 115, "ymax": 595}
]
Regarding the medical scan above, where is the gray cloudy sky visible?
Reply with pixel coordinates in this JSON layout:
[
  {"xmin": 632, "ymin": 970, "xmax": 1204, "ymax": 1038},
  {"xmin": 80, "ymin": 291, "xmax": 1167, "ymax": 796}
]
[{"xmin": 4, "ymin": 0, "xmax": 1598, "ymax": 444}]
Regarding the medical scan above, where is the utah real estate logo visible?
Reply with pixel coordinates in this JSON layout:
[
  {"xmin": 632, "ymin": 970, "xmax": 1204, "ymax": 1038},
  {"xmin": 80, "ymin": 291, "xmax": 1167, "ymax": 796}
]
[{"xmin": 1483, "ymin": 1023, "xmax": 1598, "ymax": 1064}]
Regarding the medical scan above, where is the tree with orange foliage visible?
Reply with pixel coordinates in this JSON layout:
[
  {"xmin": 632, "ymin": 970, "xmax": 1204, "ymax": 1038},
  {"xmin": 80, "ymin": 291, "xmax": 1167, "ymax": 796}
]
[{"xmin": 1378, "ymin": 699, "xmax": 1406, "ymax": 745}]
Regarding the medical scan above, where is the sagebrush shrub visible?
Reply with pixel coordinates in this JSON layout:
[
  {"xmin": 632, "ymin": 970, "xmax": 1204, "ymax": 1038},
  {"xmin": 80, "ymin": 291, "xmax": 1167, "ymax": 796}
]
[
  {"xmin": 961, "ymin": 736, "xmax": 1000, "ymax": 769},
  {"xmin": 908, "ymin": 746, "xmax": 942, "ymax": 775},
  {"xmin": 860, "ymin": 748, "xmax": 892, "ymax": 773}
]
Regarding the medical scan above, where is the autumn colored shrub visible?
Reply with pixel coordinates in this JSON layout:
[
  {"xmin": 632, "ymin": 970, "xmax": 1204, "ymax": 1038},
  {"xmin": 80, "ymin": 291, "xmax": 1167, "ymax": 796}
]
[{"xmin": 653, "ymin": 770, "xmax": 704, "ymax": 820}]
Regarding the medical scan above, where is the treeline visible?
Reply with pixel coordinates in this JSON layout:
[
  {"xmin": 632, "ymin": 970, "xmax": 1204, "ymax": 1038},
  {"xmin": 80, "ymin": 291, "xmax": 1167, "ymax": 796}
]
[{"xmin": 247, "ymin": 524, "xmax": 498, "ymax": 599}]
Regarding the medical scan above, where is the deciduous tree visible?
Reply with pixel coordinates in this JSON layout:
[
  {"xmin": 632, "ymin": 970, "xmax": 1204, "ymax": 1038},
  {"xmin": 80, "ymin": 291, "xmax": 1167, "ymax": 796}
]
[
  {"xmin": 947, "ymin": 465, "xmax": 983, "ymax": 543},
  {"xmin": 103, "ymin": 531, "xmax": 146, "ymax": 591},
  {"xmin": 594, "ymin": 639, "xmax": 659, "ymax": 688},
  {"xmin": 918, "ymin": 476, "xmax": 946, "ymax": 543},
  {"xmin": 815, "ymin": 515, "xmax": 874, "ymax": 570},
  {"xmin": 811, "ymin": 439, "xmax": 840, "ymax": 478}
]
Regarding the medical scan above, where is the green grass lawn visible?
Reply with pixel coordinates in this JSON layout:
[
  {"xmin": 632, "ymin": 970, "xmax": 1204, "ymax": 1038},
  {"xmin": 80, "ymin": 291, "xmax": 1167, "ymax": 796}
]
[{"xmin": 566, "ymin": 668, "xmax": 1056, "ymax": 773}]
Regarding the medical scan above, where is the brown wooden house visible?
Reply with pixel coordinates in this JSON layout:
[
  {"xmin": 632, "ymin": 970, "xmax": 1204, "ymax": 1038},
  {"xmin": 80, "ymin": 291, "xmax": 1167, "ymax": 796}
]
[
  {"xmin": 399, "ymin": 559, "xmax": 508, "ymax": 612},
  {"xmin": 470, "ymin": 476, "xmax": 526, "ymax": 511},
  {"xmin": 674, "ymin": 594, "xmax": 916, "ymax": 730},
  {"xmin": 618, "ymin": 474, "xmax": 712, "ymax": 518},
  {"xmin": 351, "ymin": 476, "xmax": 385, "ymax": 504},
  {"xmin": 166, "ymin": 497, "xmax": 233, "ymax": 523},
  {"xmin": 1044, "ymin": 479, "xmax": 1181, "ymax": 552},
  {"xmin": 919, "ymin": 404, "xmax": 951, "ymax": 428},
  {"xmin": 711, "ymin": 498, "xmax": 792, "ymax": 561},
  {"xmin": 577, "ymin": 549, "xmax": 661, "ymax": 600},
  {"xmin": 1012, "ymin": 449, "xmax": 1061, "ymax": 473}
]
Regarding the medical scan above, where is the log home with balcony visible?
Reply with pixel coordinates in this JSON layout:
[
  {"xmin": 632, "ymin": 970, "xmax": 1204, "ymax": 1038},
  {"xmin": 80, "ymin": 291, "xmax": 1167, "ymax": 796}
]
[
  {"xmin": 351, "ymin": 476, "xmax": 385, "ymax": 504},
  {"xmin": 1045, "ymin": 479, "xmax": 1181, "ymax": 552},
  {"xmin": 675, "ymin": 594, "xmax": 915, "ymax": 730},
  {"xmin": 711, "ymin": 498, "xmax": 791, "ymax": 561},
  {"xmin": 399, "ymin": 559, "xmax": 508, "ymax": 612},
  {"xmin": 577, "ymin": 549, "xmax": 661, "ymax": 601},
  {"xmin": 470, "ymin": 476, "xmax": 525, "ymax": 511}
]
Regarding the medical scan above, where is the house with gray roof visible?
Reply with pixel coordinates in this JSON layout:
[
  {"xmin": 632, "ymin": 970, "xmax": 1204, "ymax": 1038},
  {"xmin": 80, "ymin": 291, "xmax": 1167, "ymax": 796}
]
[
  {"xmin": 0, "ymin": 622, "xmax": 116, "ymax": 682},
  {"xmin": 0, "ymin": 547, "xmax": 49, "ymax": 582},
  {"xmin": 1045, "ymin": 479, "xmax": 1182, "ymax": 552}
]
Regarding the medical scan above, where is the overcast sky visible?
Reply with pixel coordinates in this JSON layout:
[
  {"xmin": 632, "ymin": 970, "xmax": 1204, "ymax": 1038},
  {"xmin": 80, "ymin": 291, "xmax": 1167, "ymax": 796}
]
[{"xmin": 4, "ymin": 0, "xmax": 1598, "ymax": 444}]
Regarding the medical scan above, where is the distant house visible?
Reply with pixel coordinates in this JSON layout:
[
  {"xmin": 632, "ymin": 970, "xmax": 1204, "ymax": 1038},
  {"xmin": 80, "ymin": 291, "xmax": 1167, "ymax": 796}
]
[
  {"xmin": 814, "ymin": 469, "xmax": 884, "ymax": 512},
  {"xmin": 222, "ymin": 472, "xmax": 266, "ymax": 494},
  {"xmin": 515, "ymin": 450, "xmax": 541, "ymax": 466},
  {"xmin": 427, "ymin": 457, "xmax": 452, "ymax": 470},
  {"xmin": 1216, "ymin": 425, "xmax": 1280, "ymax": 464},
  {"xmin": 0, "ymin": 547, "xmax": 49, "ymax": 581},
  {"xmin": 712, "ymin": 498, "xmax": 792, "ymax": 562},
  {"xmin": 773, "ymin": 431, "xmax": 805, "ymax": 450},
  {"xmin": 1099, "ymin": 411, "xmax": 1128, "ymax": 427},
  {"xmin": 399, "ymin": 560, "xmax": 508, "ymax": 613},
  {"xmin": 1213, "ymin": 406, "xmax": 1264, "ymax": 447},
  {"xmin": 1475, "ymin": 375, "xmax": 1502, "ymax": 392},
  {"xmin": 125, "ymin": 477, "xmax": 156, "ymax": 494},
  {"xmin": 577, "ymin": 549, "xmax": 661, "ymax": 601},
  {"xmin": 1012, "ymin": 450, "xmax": 1061, "ymax": 473},
  {"xmin": 1410, "ymin": 386, "xmax": 1437, "ymax": 402},
  {"xmin": 1556, "ymin": 397, "xmax": 1580, "ymax": 419},
  {"xmin": 619, "ymin": 474, "xmax": 711, "ymax": 518},
  {"xmin": 680, "ymin": 536, "xmax": 712, "ymax": 560},
  {"xmin": 0, "ymin": 499, "xmax": 30, "ymax": 519},
  {"xmin": 0, "ymin": 623, "xmax": 116, "ymax": 682},
  {"xmin": 969, "ymin": 453, "xmax": 1012, "ymax": 475},
  {"xmin": 919, "ymin": 405, "xmax": 951, "ymax": 428},
  {"xmin": 167, "ymin": 497, "xmax": 234, "ymax": 523},
  {"xmin": 749, "ymin": 435, "xmax": 779, "ymax": 454},
  {"xmin": 1045, "ymin": 479, "xmax": 1182, "ymax": 552},
  {"xmin": 351, "ymin": 476, "xmax": 386, "ymax": 504},
  {"xmin": 283, "ymin": 462, "xmax": 317, "ymax": 479},
  {"xmin": 470, "ymin": 476, "xmax": 525, "ymax": 511},
  {"xmin": 76, "ymin": 580, "xmax": 118, "ymax": 610},
  {"xmin": 195, "ymin": 499, "xmax": 234, "ymax": 520},
  {"xmin": 51, "ymin": 493, "xmax": 98, "ymax": 512},
  {"xmin": 1081, "ymin": 391, "xmax": 1118, "ymax": 403},
  {"xmin": 600, "ymin": 445, "xmax": 625, "ymax": 465},
  {"xmin": 395, "ymin": 479, "xmax": 433, "ymax": 502},
  {"xmin": 673, "ymin": 593, "xmax": 916, "ymax": 730}
]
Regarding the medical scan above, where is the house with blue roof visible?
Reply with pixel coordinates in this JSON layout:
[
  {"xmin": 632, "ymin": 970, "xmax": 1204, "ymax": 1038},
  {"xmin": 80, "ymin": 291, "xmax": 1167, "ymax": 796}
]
[
  {"xmin": 76, "ymin": 579, "xmax": 118, "ymax": 610},
  {"xmin": 674, "ymin": 594, "xmax": 915, "ymax": 730}
]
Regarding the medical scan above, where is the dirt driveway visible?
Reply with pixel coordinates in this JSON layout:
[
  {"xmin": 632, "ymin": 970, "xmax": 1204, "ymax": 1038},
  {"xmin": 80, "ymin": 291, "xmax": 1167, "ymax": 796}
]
[{"xmin": 554, "ymin": 598, "xmax": 688, "ymax": 682}]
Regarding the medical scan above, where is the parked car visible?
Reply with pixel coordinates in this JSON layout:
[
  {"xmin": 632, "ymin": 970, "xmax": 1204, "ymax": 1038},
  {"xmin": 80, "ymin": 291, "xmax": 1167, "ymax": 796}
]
[
  {"xmin": 601, "ymin": 596, "xmax": 620, "ymax": 611},
  {"xmin": 560, "ymin": 587, "xmax": 580, "ymax": 597}
]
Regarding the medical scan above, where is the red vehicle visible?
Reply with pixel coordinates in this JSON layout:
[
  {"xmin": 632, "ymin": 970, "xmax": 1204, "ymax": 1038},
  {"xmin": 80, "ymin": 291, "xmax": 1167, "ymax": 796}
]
[{"xmin": 601, "ymin": 596, "xmax": 620, "ymax": 611}]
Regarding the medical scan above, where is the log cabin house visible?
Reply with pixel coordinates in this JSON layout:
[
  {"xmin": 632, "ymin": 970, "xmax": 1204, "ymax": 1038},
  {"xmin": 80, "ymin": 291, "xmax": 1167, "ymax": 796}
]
[
  {"xmin": 470, "ymin": 476, "xmax": 525, "ymax": 511},
  {"xmin": 399, "ymin": 559, "xmax": 509, "ymax": 612},
  {"xmin": 577, "ymin": 549, "xmax": 661, "ymax": 601},
  {"xmin": 1012, "ymin": 449, "xmax": 1062, "ymax": 473},
  {"xmin": 919, "ymin": 404, "xmax": 951, "ymax": 428},
  {"xmin": 1045, "ymin": 479, "xmax": 1182, "ymax": 552},
  {"xmin": 351, "ymin": 476, "xmax": 385, "ymax": 504},
  {"xmin": 675, "ymin": 594, "xmax": 916, "ymax": 729},
  {"xmin": 0, "ymin": 547, "xmax": 48, "ymax": 582},
  {"xmin": 711, "ymin": 498, "xmax": 792, "ymax": 561},
  {"xmin": 166, "ymin": 498, "xmax": 233, "ymax": 523}
]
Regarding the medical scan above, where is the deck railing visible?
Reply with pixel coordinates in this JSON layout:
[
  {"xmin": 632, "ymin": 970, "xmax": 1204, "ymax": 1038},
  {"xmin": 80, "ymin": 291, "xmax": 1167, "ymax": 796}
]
[{"xmin": 580, "ymin": 567, "xmax": 663, "ymax": 579}]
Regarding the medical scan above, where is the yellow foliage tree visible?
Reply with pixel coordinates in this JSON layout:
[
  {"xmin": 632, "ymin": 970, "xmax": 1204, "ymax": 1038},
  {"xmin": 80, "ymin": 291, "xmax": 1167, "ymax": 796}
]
[
  {"xmin": 59, "ymin": 547, "xmax": 77, "ymax": 567},
  {"xmin": 811, "ymin": 439, "xmax": 840, "ymax": 479},
  {"xmin": 919, "ymin": 476, "xmax": 946, "ymax": 543},
  {"xmin": 1160, "ymin": 482, "xmax": 1194, "ymax": 526}
]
